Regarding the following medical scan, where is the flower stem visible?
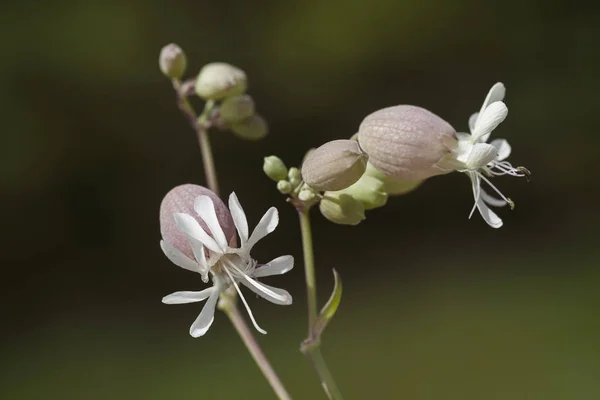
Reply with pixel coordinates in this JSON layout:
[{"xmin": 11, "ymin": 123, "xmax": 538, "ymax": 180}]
[
  {"xmin": 220, "ymin": 292, "xmax": 292, "ymax": 400},
  {"xmin": 299, "ymin": 209, "xmax": 318, "ymax": 330},
  {"xmin": 196, "ymin": 120, "xmax": 220, "ymax": 196},
  {"xmin": 298, "ymin": 208, "xmax": 344, "ymax": 400},
  {"xmin": 172, "ymin": 79, "xmax": 220, "ymax": 195},
  {"xmin": 171, "ymin": 78, "xmax": 290, "ymax": 400},
  {"xmin": 303, "ymin": 346, "xmax": 343, "ymax": 400}
]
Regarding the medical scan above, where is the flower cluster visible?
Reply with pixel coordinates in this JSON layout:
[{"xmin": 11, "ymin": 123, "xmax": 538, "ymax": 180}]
[
  {"xmin": 294, "ymin": 82, "xmax": 528, "ymax": 228},
  {"xmin": 159, "ymin": 41, "xmax": 531, "ymax": 400},
  {"xmin": 159, "ymin": 44, "xmax": 268, "ymax": 141},
  {"xmin": 160, "ymin": 184, "xmax": 293, "ymax": 337},
  {"xmin": 195, "ymin": 62, "xmax": 268, "ymax": 140},
  {"xmin": 160, "ymin": 82, "xmax": 529, "ymax": 336}
]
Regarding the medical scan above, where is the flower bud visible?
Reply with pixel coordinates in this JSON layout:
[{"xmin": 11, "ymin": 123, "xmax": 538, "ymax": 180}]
[
  {"xmin": 277, "ymin": 180, "xmax": 293, "ymax": 194},
  {"xmin": 231, "ymin": 114, "xmax": 268, "ymax": 141},
  {"xmin": 160, "ymin": 184, "xmax": 236, "ymax": 259},
  {"xmin": 263, "ymin": 156, "xmax": 287, "ymax": 181},
  {"xmin": 195, "ymin": 62, "xmax": 247, "ymax": 100},
  {"xmin": 159, "ymin": 44, "xmax": 187, "ymax": 79},
  {"xmin": 298, "ymin": 187, "xmax": 316, "ymax": 202},
  {"xmin": 288, "ymin": 167, "xmax": 301, "ymax": 187},
  {"xmin": 358, "ymin": 105, "xmax": 457, "ymax": 180},
  {"xmin": 319, "ymin": 192, "xmax": 365, "ymax": 225},
  {"xmin": 219, "ymin": 94, "xmax": 255, "ymax": 124},
  {"xmin": 335, "ymin": 175, "xmax": 387, "ymax": 210},
  {"xmin": 364, "ymin": 162, "xmax": 423, "ymax": 196},
  {"xmin": 301, "ymin": 139, "xmax": 368, "ymax": 192}
]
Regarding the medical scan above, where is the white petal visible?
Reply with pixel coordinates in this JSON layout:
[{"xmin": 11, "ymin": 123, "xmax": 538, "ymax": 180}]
[
  {"xmin": 174, "ymin": 213, "xmax": 221, "ymax": 254},
  {"xmin": 240, "ymin": 276, "xmax": 292, "ymax": 305},
  {"xmin": 476, "ymin": 197, "xmax": 503, "ymax": 228},
  {"xmin": 472, "ymin": 101, "xmax": 508, "ymax": 142},
  {"xmin": 221, "ymin": 265, "xmax": 267, "ymax": 334},
  {"xmin": 253, "ymin": 255, "xmax": 294, "ymax": 278},
  {"xmin": 466, "ymin": 143, "xmax": 497, "ymax": 169},
  {"xmin": 490, "ymin": 138, "xmax": 511, "ymax": 161},
  {"xmin": 228, "ymin": 192, "xmax": 249, "ymax": 245},
  {"xmin": 187, "ymin": 235, "xmax": 207, "ymax": 268},
  {"xmin": 194, "ymin": 196, "xmax": 227, "ymax": 251},
  {"xmin": 245, "ymin": 207, "xmax": 279, "ymax": 252},
  {"xmin": 162, "ymin": 288, "xmax": 214, "ymax": 304},
  {"xmin": 479, "ymin": 82, "xmax": 506, "ymax": 116},
  {"xmin": 187, "ymin": 235, "xmax": 209, "ymax": 281},
  {"xmin": 481, "ymin": 189, "xmax": 507, "ymax": 208},
  {"xmin": 467, "ymin": 172, "xmax": 481, "ymax": 219},
  {"xmin": 189, "ymin": 287, "xmax": 221, "ymax": 337},
  {"xmin": 468, "ymin": 112, "xmax": 479, "ymax": 133},
  {"xmin": 230, "ymin": 275, "xmax": 267, "ymax": 334},
  {"xmin": 160, "ymin": 240, "xmax": 199, "ymax": 273}
]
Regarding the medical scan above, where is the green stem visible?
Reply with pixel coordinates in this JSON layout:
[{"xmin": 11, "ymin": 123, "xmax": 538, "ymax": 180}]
[
  {"xmin": 220, "ymin": 292, "xmax": 292, "ymax": 400},
  {"xmin": 303, "ymin": 346, "xmax": 343, "ymax": 400},
  {"xmin": 196, "ymin": 121, "xmax": 219, "ymax": 196},
  {"xmin": 299, "ymin": 209, "xmax": 318, "ymax": 330},
  {"xmin": 298, "ymin": 208, "xmax": 344, "ymax": 400},
  {"xmin": 172, "ymin": 79, "xmax": 290, "ymax": 400},
  {"xmin": 172, "ymin": 79, "xmax": 220, "ymax": 195}
]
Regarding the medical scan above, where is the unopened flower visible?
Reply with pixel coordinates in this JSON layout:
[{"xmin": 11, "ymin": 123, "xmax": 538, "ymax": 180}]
[
  {"xmin": 319, "ymin": 192, "xmax": 365, "ymax": 225},
  {"xmin": 160, "ymin": 184, "xmax": 293, "ymax": 337},
  {"xmin": 231, "ymin": 114, "xmax": 268, "ymax": 140},
  {"xmin": 333, "ymin": 174, "xmax": 388, "ymax": 210},
  {"xmin": 298, "ymin": 186, "xmax": 317, "ymax": 202},
  {"xmin": 195, "ymin": 62, "xmax": 247, "ymax": 100},
  {"xmin": 287, "ymin": 167, "xmax": 301, "ymax": 188},
  {"xmin": 277, "ymin": 180, "xmax": 293, "ymax": 194},
  {"xmin": 301, "ymin": 139, "xmax": 368, "ymax": 191},
  {"xmin": 439, "ymin": 83, "xmax": 529, "ymax": 228},
  {"xmin": 358, "ymin": 105, "xmax": 456, "ymax": 181},
  {"xmin": 263, "ymin": 156, "xmax": 288, "ymax": 182},
  {"xmin": 159, "ymin": 43, "xmax": 187, "ymax": 79},
  {"xmin": 220, "ymin": 94, "xmax": 255, "ymax": 124}
]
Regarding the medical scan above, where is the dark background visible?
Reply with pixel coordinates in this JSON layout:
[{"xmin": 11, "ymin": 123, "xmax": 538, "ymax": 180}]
[{"xmin": 2, "ymin": 1, "xmax": 600, "ymax": 399}]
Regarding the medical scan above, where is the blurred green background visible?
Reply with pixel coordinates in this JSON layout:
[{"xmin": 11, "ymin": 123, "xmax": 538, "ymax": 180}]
[{"xmin": 2, "ymin": 0, "xmax": 600, "ymax": 399}]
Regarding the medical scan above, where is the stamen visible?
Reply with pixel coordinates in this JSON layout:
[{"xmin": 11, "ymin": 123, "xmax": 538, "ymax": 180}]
[
  {"xmin": 222, "ymin": 265, "xmax": 267, "ymax": 334},
  {"xmin": 489, "ymin": 160, "xmax": 530, "ymax": 179},
  {"xmin": 517, "ymin": 166, "xmax": 532, "ymax": 181},
  {"xmin": 490, "ymin": 163, "xmax": 514, "ymax": 175},
  {"xmin": 507, "ymin": 198, "xmax": 515, "ymax": 210},
  {"xmin": 477, "ymin": 172, "xmax": 514, "ymax": 208},
  {"xmin": 226, "ymin": 260, "xmax": 289, "ymax": 304}
]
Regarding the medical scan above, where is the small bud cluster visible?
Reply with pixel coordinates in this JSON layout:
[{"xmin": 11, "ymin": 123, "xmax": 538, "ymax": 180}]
[
  {"xmin": 159, "ymin": 44, "xmax": 268, "ymax": 141},
  {"xmin": 196, "ymin": 62, "xmax": 267, "ymax": 140},
  {"xmin": 263, "ymin": 155, "xmax": 309, "ymax": 198},
  {"xmin": 262, "ymin": 136, "xmax": 422, "ymax": 226}
]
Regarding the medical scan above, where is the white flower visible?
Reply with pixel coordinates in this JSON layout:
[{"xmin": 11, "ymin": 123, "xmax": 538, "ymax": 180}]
[
  {"xmin": 161, "ymin": 192, "xmax": 293, "ymax": 337},
  {"xmin": 440, "ymin": 82, "xmax": 529, "ymax": 228}
]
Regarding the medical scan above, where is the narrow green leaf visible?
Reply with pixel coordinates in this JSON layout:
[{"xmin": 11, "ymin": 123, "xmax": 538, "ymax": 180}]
[{"xmin": 313, "ymin": 269, "xmax": 342, "ymax": 337}]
